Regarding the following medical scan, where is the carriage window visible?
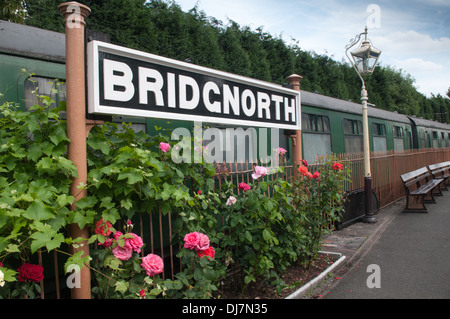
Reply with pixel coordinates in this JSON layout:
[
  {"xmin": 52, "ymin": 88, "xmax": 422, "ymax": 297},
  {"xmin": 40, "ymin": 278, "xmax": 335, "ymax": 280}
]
[
  {"xmin": 302, "ymin": 114, "xmax": 330, "ymax": 133},
  {"xmin": 393, "ymin": 126, "xmax": 404, "ymax": 138},
  {"xmin": 432, "ymin": 131, "xmax": 439, "ymax": 148},
  {"xmin": 372, "ymin": 123, "xmax": 386, "ymax": 136},
  {"xmin": 343, "ymin": 119, "xmax": 362, "ymax": 135},
  {"xmin": 24, "ymin": 77, "xmax": 66, "ymax": 112},
  {"xmin": 301, "ymin": 113, "xmax": 331, "ymax": 163},
  {"xmin": 343, "ymin": 119, "xmax": 363, "ymax": 153},
  {"xmin": 372, "ymin": 123, "xmax": 387, "ymax": 152},
  {"xmin": 393, "ymin": 126, "xmax": 405, "ymax": 151}
]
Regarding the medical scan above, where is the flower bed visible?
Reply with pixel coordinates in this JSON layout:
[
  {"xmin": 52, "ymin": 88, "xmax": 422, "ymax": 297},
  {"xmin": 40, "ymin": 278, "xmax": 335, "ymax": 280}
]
[{"xmin": 0, "ymin": 80, "xmax": 350, "ymax": 299}]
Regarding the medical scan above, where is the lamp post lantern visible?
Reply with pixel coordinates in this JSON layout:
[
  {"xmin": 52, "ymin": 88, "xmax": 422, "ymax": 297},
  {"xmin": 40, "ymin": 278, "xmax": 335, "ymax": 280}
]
[{"xmin": 345, "ymin": 26, "xmax": 381, "ymax": 224}]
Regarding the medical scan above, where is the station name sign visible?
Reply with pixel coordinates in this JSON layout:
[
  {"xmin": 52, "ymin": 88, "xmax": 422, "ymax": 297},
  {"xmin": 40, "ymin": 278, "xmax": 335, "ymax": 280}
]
[{"xmin": 87, "ymin": 41, "xmax": 301, "ymax": 129}]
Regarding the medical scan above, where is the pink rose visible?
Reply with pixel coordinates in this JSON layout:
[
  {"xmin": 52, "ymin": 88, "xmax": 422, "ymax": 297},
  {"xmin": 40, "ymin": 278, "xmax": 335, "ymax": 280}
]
[
  {"xmin": 252, "ymin": 166, "xmax": 269, "ymax": 180},
  {"xmin": 195, "ymin": 233, "xmax": 210, "ymax": 251},
  {"xmin": 183, "ymin": 232, "xmax": 201, "ymax": 250},
  {"xmin": 127, "ymin": 233, "xmax": 144, "ymax": 253},
  {"xmin": 112, "ymin": 245, "xmax": 133, "ymax": 261},
  {"xmin": 226, "ymin": 196, "xmax": 237, "ymax": 206},
  {"xmin": 141, "ymin": 254, "xmax": 164, "ymax": 276},
  {"xmin": 277, "ymin": 147, "xmax": 287, "ymax": 155},
  {"xmin": 114, "ymin": 231, "xmax": 124, "ymax": 240},
  {"xmin": 159, "ymin": 142, "xmax": 170, "ymax": 153},
  {"xmin": 112, "ymin": 232, "xmax": 143, "ymax": 253},
  {"xmin": 114, "ymin": 231, "xmax": 131, "ymax": 249}
]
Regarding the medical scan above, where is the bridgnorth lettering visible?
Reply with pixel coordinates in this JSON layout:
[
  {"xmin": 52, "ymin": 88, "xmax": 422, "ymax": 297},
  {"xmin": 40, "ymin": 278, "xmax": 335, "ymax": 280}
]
[
  {"xmin": 103, "ymin": 58, "xmax": 296, "ymax": 122},
  {"xmin": 87, "ymin": 41, "xmax": 300, "ymax": 130}
]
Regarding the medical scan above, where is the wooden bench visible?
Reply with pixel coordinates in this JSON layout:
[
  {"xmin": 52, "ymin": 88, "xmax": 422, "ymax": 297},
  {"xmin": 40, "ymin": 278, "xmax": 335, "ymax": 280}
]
[
  {"xmin": 400, "ymin": 167, "xmax": 444, "ymax": 213},
  {"xmin": 428, "ymin": 161, "xmax": 450, "ymax": 192}
]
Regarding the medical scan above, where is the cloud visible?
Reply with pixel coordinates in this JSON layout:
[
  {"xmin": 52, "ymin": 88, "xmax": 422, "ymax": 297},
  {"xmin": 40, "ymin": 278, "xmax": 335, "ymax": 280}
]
[
  {"xmin": 374, "ymin": 30, "xmax": 450, "ymax": 56},
  {"xmin": 389, "ymin": 57, "xmax": 449, "ymax": 96},
  {"xmin": 178, "ymin": 0, "xmax": 449, "ymax": 96},
  {"xmin": 392, "ymin": 58, "xmax": 443, "ymax": 73}
]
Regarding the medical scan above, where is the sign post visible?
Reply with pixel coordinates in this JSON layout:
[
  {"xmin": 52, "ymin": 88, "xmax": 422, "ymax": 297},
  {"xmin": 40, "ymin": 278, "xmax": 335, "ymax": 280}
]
[
  {"xmin": 58, "ymin": 1, "xmax": 92, "ymax": 299},
  {"xmin": 286, "ymin": 74, "xmax": 303, "ymax": 176}
]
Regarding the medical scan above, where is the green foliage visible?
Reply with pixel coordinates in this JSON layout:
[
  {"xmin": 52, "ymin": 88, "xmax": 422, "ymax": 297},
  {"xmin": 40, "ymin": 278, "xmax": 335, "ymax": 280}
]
[
  {"xmin": 0, "ymin": 0, "xmax": 27, "ymax": 23},
  {"xmin": 0, "ymin": 78, "xmax": 76, "ymax": 297},
  {"xmin": 1, "ymin": 78, "xmax": 350, "ymax": 299}
]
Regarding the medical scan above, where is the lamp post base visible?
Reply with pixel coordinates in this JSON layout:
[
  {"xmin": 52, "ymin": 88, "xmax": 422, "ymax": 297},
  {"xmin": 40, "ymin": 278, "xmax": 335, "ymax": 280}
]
[{"xmin": 363, "ymin": 176, "xmax": 377, "ymax": 223}]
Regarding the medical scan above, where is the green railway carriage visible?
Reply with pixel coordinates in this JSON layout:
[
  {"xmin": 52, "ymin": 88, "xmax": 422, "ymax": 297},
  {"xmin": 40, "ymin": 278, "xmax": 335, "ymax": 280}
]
[
  {"xmin": 300, "ymin": 90, "xmax": 414, "ymax": 163},
  {"xmin": 0, "ymin": 20, "xmax": 66, "ymax": 110},
  {"xmin": 408, "ymin": 116, "xmax": 450, "ymax": 149}
]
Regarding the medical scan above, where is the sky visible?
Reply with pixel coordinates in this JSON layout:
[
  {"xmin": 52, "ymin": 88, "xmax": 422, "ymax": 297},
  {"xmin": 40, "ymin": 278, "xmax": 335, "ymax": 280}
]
[{"xmin": 177, "ymin": 0, "xmax": 450, "ymax": 98}]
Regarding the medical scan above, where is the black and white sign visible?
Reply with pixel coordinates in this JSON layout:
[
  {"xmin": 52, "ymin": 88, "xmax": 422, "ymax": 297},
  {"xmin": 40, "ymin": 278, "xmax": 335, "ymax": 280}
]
[{"xmin": 87, "ymin": 41, "xmax": 301, "ymax": 129}]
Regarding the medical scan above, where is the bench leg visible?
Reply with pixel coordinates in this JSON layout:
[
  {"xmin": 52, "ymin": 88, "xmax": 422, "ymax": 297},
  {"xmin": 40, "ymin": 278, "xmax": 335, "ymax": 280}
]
[
  {"xmin": 403, "ymin": 195, "xmax": 428, "ymax": 213},
  {"xmin": 442, "ymin": 178, "xmax": 449, "ymax": 191},
  {"xmin": 424, "ymin": 191, "xmax": 437, "ymax": 203},
  {"xmin": 432, "ymin": 185, "xmax": 444, "ymax": 197}
]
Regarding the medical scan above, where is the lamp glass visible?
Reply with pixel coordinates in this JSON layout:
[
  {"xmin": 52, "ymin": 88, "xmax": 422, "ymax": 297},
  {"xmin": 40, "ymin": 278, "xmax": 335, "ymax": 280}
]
[{"xmin": 351, "ymin": 40, "xmax": 380, "ymax": 75}]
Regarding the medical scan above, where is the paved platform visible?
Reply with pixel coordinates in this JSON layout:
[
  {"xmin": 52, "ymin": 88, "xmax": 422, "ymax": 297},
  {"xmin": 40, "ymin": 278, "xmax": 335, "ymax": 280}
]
[{"xmin": 307, "ymin": 191, "xmax": 450, "ymax": 299}]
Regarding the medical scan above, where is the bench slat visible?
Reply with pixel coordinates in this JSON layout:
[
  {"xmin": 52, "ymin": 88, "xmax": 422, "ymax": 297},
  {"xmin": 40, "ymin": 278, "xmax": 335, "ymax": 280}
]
[{"xmin": 401, "ymin": 167, "xmax": 429, "ymax": 182}]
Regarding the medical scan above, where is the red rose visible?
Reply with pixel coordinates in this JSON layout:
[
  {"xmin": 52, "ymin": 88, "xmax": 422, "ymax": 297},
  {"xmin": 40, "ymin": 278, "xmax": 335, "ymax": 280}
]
[
  {"xmin": 95, "ymin": 218, "xmax": 113, "ymax": 237},
  {"xmin": 298, "ymin": 166, "xmax": 308, "ymax": 175},
  {"xmin": 197, "ymin": 246, "xmax": 215, "ymax": 260},
  {"xmin": 17, "ymin": 263, "xmax": 44, "ymax": 283},
  {"xmin": 238, "ymin": 182, "xmax": 251, "ymax": 192}
]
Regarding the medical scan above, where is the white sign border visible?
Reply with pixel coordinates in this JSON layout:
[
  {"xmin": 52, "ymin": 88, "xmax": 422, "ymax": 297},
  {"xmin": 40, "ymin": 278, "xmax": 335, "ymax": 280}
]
[{"xmin": 87, "ymin": 40, "xmax": 301, "ymax": 130}]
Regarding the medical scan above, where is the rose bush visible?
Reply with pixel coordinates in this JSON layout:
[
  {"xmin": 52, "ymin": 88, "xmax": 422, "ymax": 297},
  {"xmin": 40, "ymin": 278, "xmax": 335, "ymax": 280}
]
[
  {"xmin": 89, "ymin": 219, "xmax": 182, "ymax": 299},
  {"xmin": 1, "ymin": 80, "xmax": 350, "ymax": 299}
]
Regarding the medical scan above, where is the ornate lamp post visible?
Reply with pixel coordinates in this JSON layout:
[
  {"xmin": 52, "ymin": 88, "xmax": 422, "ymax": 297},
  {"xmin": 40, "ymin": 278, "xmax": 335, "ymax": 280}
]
[{"xmin": 345, "ymin": 26, "xmax": 381, "ymax": 223}]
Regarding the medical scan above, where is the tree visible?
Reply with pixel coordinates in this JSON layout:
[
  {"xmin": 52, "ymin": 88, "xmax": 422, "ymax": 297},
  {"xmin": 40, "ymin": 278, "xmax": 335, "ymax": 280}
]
[
  {"xmin": 1, "ymin": 0, "xmax": 27, "ymax": 23},
  {"xmin": 19, "ymin": 0, "xmax": 448, "ymax": 122}
]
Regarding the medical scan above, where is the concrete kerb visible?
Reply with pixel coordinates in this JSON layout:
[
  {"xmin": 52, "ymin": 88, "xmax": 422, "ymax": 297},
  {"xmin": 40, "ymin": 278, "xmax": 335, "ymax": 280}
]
[{"xmin": 285, "ymin": 251, "xmax": 346, "ymax": 299}]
